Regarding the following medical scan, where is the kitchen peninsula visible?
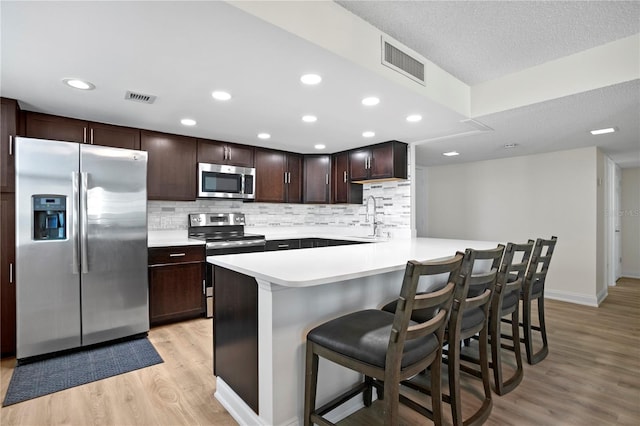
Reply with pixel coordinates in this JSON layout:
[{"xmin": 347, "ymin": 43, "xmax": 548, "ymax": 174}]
[{"xmin": 209, "ymin": 237, "xmax": 499, "ymax": 426}]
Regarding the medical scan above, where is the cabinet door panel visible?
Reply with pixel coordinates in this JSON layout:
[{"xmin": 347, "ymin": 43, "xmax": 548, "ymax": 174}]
[
  {"xmin": 149, "ymin": 262, "xmax": 203, "ymax": 325},
  {"xmin": 198, "ymin": 140, "xmax": 254, "ymax": 168},
  {"xmin": 349, "ymin": 149, "xmax": 369, "ymax": 181},
  {"xmin": 1, "ymin": 193, "xmax": 16, "ymax": 356},
  {"xmin": 226, "ymin": 143, "xmax": 254, "ymax": 168},
  {"xmin": 25, "ymin": 112, "xmax": 86, "ymax": 143},
  {"xmin": 255, "ymin": 149, "xmax": 285, "ymax": 202},
  {"xmin": 197, "ymin": 139, "xmax": 226, "ymax": 164},
  {"xmin": 90, "ymin": 122, "xmax": 140, "ymax": 150},
  {"xmin": 332, "ymin": 152, "xmax": 349, "ymax": 203},
  {"xmin": 286, "ymin": 154, "xmax": 303, "ymax": 203},
  {"xmin": 1, "ymin": 98, "xmax": 18, "ymax": 192},
  {"xmin": 370, "ymin": 143, "xmax": 394, "ymax": 179},
  {"xmin": 303, "ymin": 155, "xmax": 330, "ymax": 203},
  {"xmin": 142, "ymin": 131, "xmax": 197, "ymax": 201}
]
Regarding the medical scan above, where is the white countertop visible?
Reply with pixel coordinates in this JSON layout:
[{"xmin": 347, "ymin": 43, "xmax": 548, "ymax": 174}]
[
  {"xmin": 147, "ymin": 226, "xmax": 408, "ymax": 248},
  {"xmin": 208, "ymin": 237, "xmax": 500, "ymax": 288},
  {"xmin": 147, "ymin": 230, "xmax": 204, "ymax": 248}
]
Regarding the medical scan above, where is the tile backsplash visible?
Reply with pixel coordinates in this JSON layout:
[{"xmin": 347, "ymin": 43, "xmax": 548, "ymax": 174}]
[{"xmin": 148, "ymin": 180, "xmax": 411, "ymax": 231}]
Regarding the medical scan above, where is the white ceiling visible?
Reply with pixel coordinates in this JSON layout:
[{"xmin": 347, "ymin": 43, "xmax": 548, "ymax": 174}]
[
  {"xmin": 1, "ymin": 1, "xmax": 639, "ymax": 168},
  {"xmin": 337, "ymin": 0, "xmax": 640, "ymax": 85}
]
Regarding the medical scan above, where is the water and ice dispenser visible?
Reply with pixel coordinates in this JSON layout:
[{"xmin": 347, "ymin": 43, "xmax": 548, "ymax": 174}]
[{"xmin": 32, "ymin": 195, "xmax": 67, "ymax": 240}]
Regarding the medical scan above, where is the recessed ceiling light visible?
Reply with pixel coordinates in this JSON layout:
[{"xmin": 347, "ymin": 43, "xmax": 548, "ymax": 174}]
[
  {"xmin": 314, "ymin": 144, "xmax": 326, "ymax": 150},
  {"xmin": 302, "ymin": 115, "xmax": 317, "ymax": 123},
  {"xmin": 443, "ymin": 151, "xmax": 460, "ymax": 157},
  {"xmin": 212, "ymin": 91, "xmax": 232, "ymax": 101},
  {"xmin": 63, "ymin": 78, "xmax": 95, "ymax": 90},
  {"xmin": 590, "ymin": 127, "xmax": 616, "ymax": 135},
  {"xmin": 406, "ymin": 114, "xmax": 422, "ymax": 122},
  {"xmin": 300, "ymin": 74, "xmax": 322, "ymax": 85},
  {"xmin": 180, "ymin": 118, "xmax": 196, "ymax": 126},
  {"xmin": 257, "ymin": 133, "xmax": 271, "ymax": 140},
  {"xmin": 504, "ymin": 143, "xmax": 518, "ymax": 149},
  {"xmin": 362, "ymin": 131, "xmax": 375, "ymax": 138},
  {"xmin": 362, "ymin": 97, "xmax": 380, "ymax": 106}
]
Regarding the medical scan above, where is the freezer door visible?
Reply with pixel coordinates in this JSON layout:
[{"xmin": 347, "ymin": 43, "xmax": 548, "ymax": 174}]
[
  {"xmin": 15, "ymin": 137, "xmax": 81, "ymax": 359},
  {"xmin": 80, "ymin": 144, "xmax": 149, "ymax": 345}
]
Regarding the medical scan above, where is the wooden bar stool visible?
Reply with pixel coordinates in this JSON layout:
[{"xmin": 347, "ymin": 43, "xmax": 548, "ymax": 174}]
[
  {"xmin": 303, "ymin": 253, "xmax": 464, "ymax": 426},
  {"xmin": 383, "ymin": 246, "xmax": 503, "ymax": 426},
  {"xmin": 460, "ymin": 242, "xmax": 534, "ymax": 395},
  {"xmin": 520, "ymin": 236, "xmax": 557, "ymax": 365},
  {"xmin": 445, "ymin": 246, "xmax": 503, "ymax": 426}
]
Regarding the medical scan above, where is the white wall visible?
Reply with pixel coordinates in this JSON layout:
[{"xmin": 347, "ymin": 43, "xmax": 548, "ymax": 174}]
[
  {"xmin": 424, "ymin": 147, "xmax": 602, "ymax": 306},
  {"xmin": 621, "ymin": 167, "xmax": 640, "ymax": 278}
]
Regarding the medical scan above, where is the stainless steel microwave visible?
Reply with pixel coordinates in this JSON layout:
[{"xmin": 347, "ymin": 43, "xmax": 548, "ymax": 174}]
[{"xmin": 198, "ymin": 163, "xmax": 256, "ymax": 200}]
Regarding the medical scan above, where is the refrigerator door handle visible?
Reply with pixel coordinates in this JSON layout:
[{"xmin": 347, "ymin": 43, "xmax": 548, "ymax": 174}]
[
  {"xmin": 72, "ymin": 172, "xmax": 81, "ymax": 274},
  {"xmin": 80, "ymin": 172, "xmax": 89, "ymax": 274}
]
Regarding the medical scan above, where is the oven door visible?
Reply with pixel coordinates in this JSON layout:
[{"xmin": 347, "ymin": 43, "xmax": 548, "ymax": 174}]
[{"xmin": 198, "ymin": 163, "xmax": 255, "ymax": 199}]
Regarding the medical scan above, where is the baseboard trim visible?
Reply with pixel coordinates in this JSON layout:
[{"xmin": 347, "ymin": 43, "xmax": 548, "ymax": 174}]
[
  {"xmin": 215, "ymin": 378, "xmax": 268, "ymax": 426},
  {"xmin": 620, "ymin": 273, "xmax": 640, "ymax": 280},
  {"xmin": 545, "ymin": 290, "xmax": 599, "ymax": 307},
  {"xmin": 214, "ymin": 377, "xmax": 366, "ymax": 426},
  {"xmin": 596, "ymin": 288, "xmax": 608, "ymax": 306}
]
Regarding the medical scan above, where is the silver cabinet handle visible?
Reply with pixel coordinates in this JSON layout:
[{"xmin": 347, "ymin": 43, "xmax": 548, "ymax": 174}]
[
  {"xmin": 169, "ymin": 253, "xmax": 186, "ymax": 257},
  {"xmin": 90, "ymin": 128, "xmax": 94, "ymax": 144},
  {"xmin": 289, "ymin": 172, "xmax": 291, "ymax": 183},
  {"xmin": 278, "ymin": 244, "xmax": 289, "ymax": 248},
  {"xmin": 325, "ymin": 173, "xmax": 328, "ymax": 185},
  {"xmin": 72, "ymin": 172, "xmax": 80, "ymax": 274},
  {"xmin": 83, "ymin": 127, "xmax": 87, "ymax": 143},
  {"xmin": 284, "ymin": 172, "xmax": 287, "ymax": 184},
  {"xmin": 202, "ymin": 279, "xmax": 206, "ymax": 295},
  {"xmin": 343, "ymin": 171, "xmax": 347, "ymax": 183},
  {"xmin": 8, "ymin": 135, "xmax": 13, "ymax": 156},
  {"xmin": 9, "ymin": 263, "xmax": 13, "ymax": 284},
  {"xmin": 81, "ymin": 172, "xmax": 89, "ymax": 274}
]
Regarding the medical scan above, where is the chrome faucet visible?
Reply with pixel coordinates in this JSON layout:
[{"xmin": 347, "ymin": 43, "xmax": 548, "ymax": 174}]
[{"xmin": 365, "ymin": 195, "xmax": 382, "ymax": 237}]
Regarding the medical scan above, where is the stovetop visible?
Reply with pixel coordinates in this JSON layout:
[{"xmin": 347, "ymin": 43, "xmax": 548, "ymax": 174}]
[
  {"xmin": 188, "ymin": 231, "xmax": 265, "ymax": 242},
  {"xmin": 187, "ymin": 213, "xmax": 264, "ymax": 243}
]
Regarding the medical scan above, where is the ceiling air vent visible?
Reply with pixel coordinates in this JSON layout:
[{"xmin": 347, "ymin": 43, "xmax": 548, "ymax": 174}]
[
  {"xmin": 124, "ymin": 91, "xmax": 157, "ymax": 104},
  {"xmin": 381, "ymin": 36, "xmax": 425, "ymax": 86}
]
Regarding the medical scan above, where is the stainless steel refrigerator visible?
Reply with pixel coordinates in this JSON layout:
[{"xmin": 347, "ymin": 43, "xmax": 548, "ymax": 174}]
[{"xmin": 15, "ymin": 137, "xmax": 149, "ymax": 360}]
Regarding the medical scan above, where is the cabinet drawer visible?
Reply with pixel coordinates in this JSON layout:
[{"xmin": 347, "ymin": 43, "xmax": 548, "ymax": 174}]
[
  {"xmin": 265, "ymin": 239, "xmax": 301, "ymax": 251},
  {"xmin": 149, "ymin": 245, "xmax": 204, "ymax": 265}
]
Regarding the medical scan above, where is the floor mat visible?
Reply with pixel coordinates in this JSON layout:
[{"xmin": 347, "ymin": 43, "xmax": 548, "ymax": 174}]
[{"xmin": 2, "ymin": 337, "xmax": 163, "ymax": 406}]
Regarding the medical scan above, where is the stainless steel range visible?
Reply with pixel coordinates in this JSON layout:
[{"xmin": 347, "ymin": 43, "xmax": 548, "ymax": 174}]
[{"xmin": 188, "ymin": 213, "xmax": 265, "ymax": 317}]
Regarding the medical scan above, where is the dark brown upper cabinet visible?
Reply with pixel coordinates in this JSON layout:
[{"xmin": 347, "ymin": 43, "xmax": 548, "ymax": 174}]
[
  {"xmin": 24, "ymin": 111, "xmax": 140, "ymax": 150},
  {"xmin": 349, "ymin": 140, "xmax": 408, "ymax": 183},
  {"xmin": 331, "ymin": 151, "xmax": 362, "ymax": 204},
  {"xmin": 1, "ymin": 98, "xmax": 19, "ymax": 193},
  {"xmin": 255, "ymin": 148, "xmax": 302, "ymax": 203},
  {"xmin": 303, "ymin": 154, "xmax": 330, "ymax": 204},
  {"xmin": 197, "ymin": 139, "xmax": 254, "ymax": 168},
  {"xmin": 141, "ymin": 130, "xmax": 197, "ymax": 201}
]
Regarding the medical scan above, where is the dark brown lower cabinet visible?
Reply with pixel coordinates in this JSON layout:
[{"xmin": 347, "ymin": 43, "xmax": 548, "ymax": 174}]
[
  {"xmin": 148, "ymin": 246, "xmax": 205, "ymax": 325},
  {"xmin": 1, "ymin": 192, "xmax": 16, "ymax": 357},
  {"xmin": 213, "ymin": 266, "xmax": 258, "ymax": 414}
]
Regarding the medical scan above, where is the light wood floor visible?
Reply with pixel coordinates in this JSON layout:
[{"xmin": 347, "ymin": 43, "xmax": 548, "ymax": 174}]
[{"xmin": 1, "ymin": 278, "xmax": 638, "ymax": 425}]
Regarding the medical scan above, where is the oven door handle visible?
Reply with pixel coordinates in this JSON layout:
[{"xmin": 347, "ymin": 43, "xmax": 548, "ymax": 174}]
[{"xmin": 206, "ymin": 239, "xmax": 266, "ymax": 250}]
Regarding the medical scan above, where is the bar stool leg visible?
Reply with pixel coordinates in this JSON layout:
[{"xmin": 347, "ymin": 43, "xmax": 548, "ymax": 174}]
[
  {"xmin": 304, "ymin": 343, "xmax": 318, "ymax": 426},
  {"xmin": 448, "ymin": 340, "xmax": 463, "ymax": 426}
]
